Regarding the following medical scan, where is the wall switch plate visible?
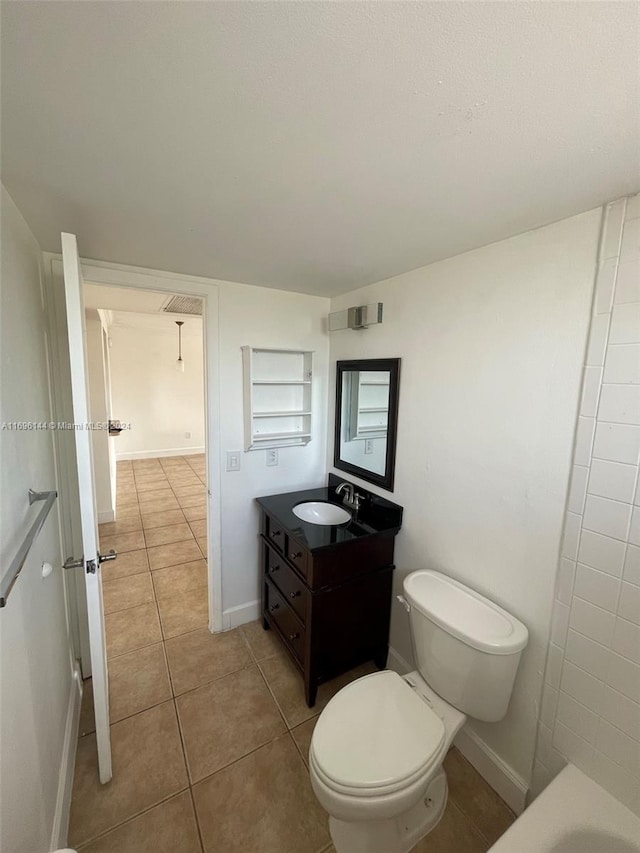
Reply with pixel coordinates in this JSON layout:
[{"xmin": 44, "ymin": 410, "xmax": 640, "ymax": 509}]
[
  {"xmin": 266, "ymin": 449, "xmax": 278, "ymax": 467},
  {"xmin": 364, "ymin": 439, "xmax": 373, "ymax": 454},
  {"xmin": 226, "ymin": 451, "xmax": 241, "ymax": 472},
  {"xmin": 185, "ymin": 431, "xmax": 191, "ymax": 439}
]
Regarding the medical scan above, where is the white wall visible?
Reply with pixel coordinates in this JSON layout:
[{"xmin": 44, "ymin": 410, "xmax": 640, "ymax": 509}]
[
  {"xmin": 108, "ymin": 312, "xmax": 205, "ymax": 459},
  {"xmin": 328, "ymin": 209, "xmax": 602, "ymax": 791},
  {"xmin": 534, "ymin": 195, "xmax": 640, "ymax": 815},
  {"xmin": 0, "ymin": 186, "xmax": 74, "ymax": 852},
  {"xmin": 85, "ymin": 311, "xmax": 115, "ymax": 522},
  {"xmin": 217, "ymin": 281, "xmax": 330, "ymax": 618}
]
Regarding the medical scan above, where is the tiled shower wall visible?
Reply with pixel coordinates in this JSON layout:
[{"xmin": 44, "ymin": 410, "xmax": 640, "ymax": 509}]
[{"xmin": 532, "ymin": 193, "xmax": 640, "ymax": 814}]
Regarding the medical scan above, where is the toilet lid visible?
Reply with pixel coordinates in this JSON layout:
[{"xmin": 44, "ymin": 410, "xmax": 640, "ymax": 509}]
[{"xmin": 311, "ymin": 670, "xmax": 445, "ymax": 791}]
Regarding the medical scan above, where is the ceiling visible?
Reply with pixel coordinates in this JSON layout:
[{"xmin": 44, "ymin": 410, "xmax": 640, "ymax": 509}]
[{"xmin": 2, "ymin": 2, "xmax": 639, "ymax": 297}]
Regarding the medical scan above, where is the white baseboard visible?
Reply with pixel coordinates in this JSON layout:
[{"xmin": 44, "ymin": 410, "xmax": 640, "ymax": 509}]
[
  {"xmin": 386, "ymin": 646, "xmax": 528, "ymax": 815},
  {"xmin": 50, "ymin": 662, "xmax": 82, "ymax": 851},
  {"xmin": 454, "ymin": 726, "xmax": 528, "ymax": 815},
  {"xmin": 222, "ymin": 599, "xmax": 260, "ymax": 630},
  {"xmin": 98, "ymin": 509, "xmax": 115, "ymax": 523},
  {"xmin": 115, "ymin": 446, "xmax": 205, "ymax": 461}
]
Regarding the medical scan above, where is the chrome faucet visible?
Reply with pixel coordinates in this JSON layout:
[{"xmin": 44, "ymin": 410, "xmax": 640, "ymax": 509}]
[{"xmin": 335, "ymin": 482, "xmax": 362, "ymax": 515}]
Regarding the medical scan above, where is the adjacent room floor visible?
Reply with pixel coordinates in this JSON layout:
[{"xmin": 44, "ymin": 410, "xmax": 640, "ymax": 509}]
[{"xmin": 68, "ymin": 454, "xmax": 515, "ymax": 852}]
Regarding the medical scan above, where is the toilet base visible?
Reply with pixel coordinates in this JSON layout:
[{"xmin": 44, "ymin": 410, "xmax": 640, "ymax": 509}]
[{"xmin": 329, "ymin": 767, "xmax": 448, "ymax": 853}]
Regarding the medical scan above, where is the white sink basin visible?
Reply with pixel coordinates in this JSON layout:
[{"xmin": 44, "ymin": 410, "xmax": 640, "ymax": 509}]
[{"xmin": 292, "ymin": 501, "xmax": 352, "ymax": 526}]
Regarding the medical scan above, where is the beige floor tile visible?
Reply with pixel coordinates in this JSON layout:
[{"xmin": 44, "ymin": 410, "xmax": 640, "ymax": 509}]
[
  {"xmin": 240, "ymin": 619, "xmax": 288, "ymax": 662},
  {"xmin": 291, "ymin": 715, "xmax": 319, "ymax": 766},
  {"xmin": 109, "ymin": 643, "xmax": 172, "ymax": 723},
  {"xmin": 99, "ymin": 530, "xmax": 146, "ymax": 555},
  {"xmin": 410, "ymin": 798, "xmax": 488, "ymax": 853},
  {"xmin": 138, "ymin": 495, "xmax": 181, "ymax": 513},
  {"xmin": 182, "ymin": 503, "xmax": 207, "ymax": 522},
  {"xmin": 165, "ymin": 627, "xmax": 252, "ymax": 696},
  {"xmin": 102, "ymin": 572, "xmax": 154, "ymax": 615},
  {"xmin": 144, "ymin": 522, "xmax": 194, "ymax": 548},
  {"xmin": 135, "ymin": 479, "xmax": 170, "ymax": 493},
  {"xmin": 68, "ymin": 701, "xmax": 188, "ymax": 847},
  {"xmin": 99, "ymin": 513, "xmax": 142, "ymax": 537},
  {"xmin": 196, "ymin": 537, "xmax": 207, "ymax": 557},
  {"xmin": 138, "ymin": 488, "xmax": 177, "ymax": 506},
  {"xmin": 101, "ymin": 549, "xmax": 149, "ymax": 582},
  {"xmin": 115, "ymin": 493, "xmax": 139, "ymax": 509},
  {"xmin": 259, "ymin": 655, "xmax": 377, "ymax": 729},
  {"xmin": 106, "ymin": 602, "xmax": 162, "ymax": 658},
  {"xmin": 166, "ymin": 475, "xmax": 201, "ymax": 487},
  {"xmin": 77, "ymin": 791, "xmax": 201, "ymax": 853},
  {"xmin": 148, "ymin": 539, "xmax": 203, "ymax": 570},
  {"xmin": 157, "ymin": 586, "xmax": 208, "ymax": 639},
  {"xmin": 116, "ymin": 484, "xmax": 137, "ymax": 497},
  {"xmin": 187, "ymin": 518, "xmax": 207, "ymax": 538},
  {"xmin": 172, "ymin": 483, "xmax": 206, "ymax": 498},
  {"xmin": 178, "ymin": 493, "xmax": 208, "ymax": 508},
  {"xmin": 141, "ymin": 508, "xmax": 186, "ymax": 529},
  {"xmin": 152, "ymin": 560, "xmax": 207, "ymax": 600},
  {"xmin": 133, "ymin": 460, "xmax": 163, "ymax": 471},
  {"xmin": 192, "ymin": 733, "xmax": 329, "ymax": 853},
  {"xmin": 79, "ymin": 678, "xmax": 96, "ymax": 737},
  {"xmin": 177, "ymin": 666, "xmax": 286, "ymax": 783},
  {"xmin": 443, "ymin": 747, "xmax": 514, "ymax": 845}
]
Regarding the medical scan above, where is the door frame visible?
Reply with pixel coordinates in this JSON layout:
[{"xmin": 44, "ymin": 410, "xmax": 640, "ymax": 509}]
[{"xmin": 42, "ymin": 253, "xmax": 224, "ymax": 642}]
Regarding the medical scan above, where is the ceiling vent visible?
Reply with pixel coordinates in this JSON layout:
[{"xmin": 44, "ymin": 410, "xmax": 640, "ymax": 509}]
[{"xmin": 161, "ymin": 295, "xmax": 203, "ymax": 315}]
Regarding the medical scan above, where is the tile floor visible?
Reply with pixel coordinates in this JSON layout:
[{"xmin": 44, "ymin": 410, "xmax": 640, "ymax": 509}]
[{"xmin": 68, "ymin": 454, "xmax": 515, "ymax": 852}]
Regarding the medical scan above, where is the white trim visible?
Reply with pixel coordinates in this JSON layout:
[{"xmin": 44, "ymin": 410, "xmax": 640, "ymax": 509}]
[
  {"xmin": 222, "ymin": 599, "xmax": 260, "ymax": 630},
  {"xmin": 98, "ymin": 509, "xmax": 115, "ymax": 523},
  {"xmin": 50, "ymin": 663, "xmax": 82, "ymax": 851},
  {"xmin": 115, "ymin": 446, "xmax": 205, "ymax": 461},
  {"xmin": 386, "ymin": 644, "xmax": 413, "ymax": 676},
  {"xmin": 454, "ymin": 726, "xmax": 528, "ymax": 815}
]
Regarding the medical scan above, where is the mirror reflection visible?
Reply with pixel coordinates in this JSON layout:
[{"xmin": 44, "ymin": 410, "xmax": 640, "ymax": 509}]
[
  {"xmin": 334, "ymin": 358, "xmax": 400, "ymax": 491},
  {"xmin": 339, "ymin": 370, "xmax": 390, "ymax": 477}
]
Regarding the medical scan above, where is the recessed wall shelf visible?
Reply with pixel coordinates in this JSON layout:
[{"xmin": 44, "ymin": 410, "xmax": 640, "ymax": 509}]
[
  {"xmin": 348, "ymin": 370, "xmax": 390, "ymax": 441},
  {"xmin": 242, "ymin": 347, "xmax": 314, "ymax": 451}
]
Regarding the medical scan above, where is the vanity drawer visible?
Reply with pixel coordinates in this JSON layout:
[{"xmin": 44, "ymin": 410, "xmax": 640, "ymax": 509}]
[
  {"xmin": 285, "ymin": 536, "xmax": 309, "ymax": 579},
  {"xmin": 265, "ymin": 546, "xmax": 308, "ymax": 624},
  {"xmin": 266, "ymin": 515, "xmax": 286, "ymax": 553},
  {"xmin": 265, "ymin": 579, "xmax": 305, "ymax": 664}
]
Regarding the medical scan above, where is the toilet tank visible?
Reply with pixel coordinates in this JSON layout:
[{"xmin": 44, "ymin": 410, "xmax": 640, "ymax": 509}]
[{"xmin": 403, "ymin": 571, "xmax": 528, "ymax": 722}]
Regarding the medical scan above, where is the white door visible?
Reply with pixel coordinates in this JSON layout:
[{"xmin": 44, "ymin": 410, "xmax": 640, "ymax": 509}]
[{"xmin": 61, "ymin": 232, "xmax": 113, "ymax": 783}]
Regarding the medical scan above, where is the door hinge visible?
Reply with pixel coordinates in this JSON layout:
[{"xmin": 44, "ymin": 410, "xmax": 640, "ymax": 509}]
[{"xmin": 86, "ymin": 559, "xmax": 97, "ymax": 574}]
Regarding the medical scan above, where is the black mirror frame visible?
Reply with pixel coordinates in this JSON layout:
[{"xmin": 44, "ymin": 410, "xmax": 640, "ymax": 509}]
[{"xmin": 333, "ymin": 358, "xmax": 401, "ymax": 492}]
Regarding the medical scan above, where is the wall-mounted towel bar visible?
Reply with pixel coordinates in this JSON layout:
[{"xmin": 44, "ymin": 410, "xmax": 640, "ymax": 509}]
[{"xmin": 0, "ymin": 489, "xmax": 58, "ymax": 607}]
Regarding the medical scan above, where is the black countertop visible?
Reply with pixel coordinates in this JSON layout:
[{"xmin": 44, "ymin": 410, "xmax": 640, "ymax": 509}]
[{"xmin": 256, "ymin": 474, "xmax": 403, "ymax": 552}]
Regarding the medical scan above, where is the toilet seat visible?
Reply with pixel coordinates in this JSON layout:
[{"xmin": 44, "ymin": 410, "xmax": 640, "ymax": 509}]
[{"xmin": 310, "ymin": 670, "xmax": 445, "ymax": 797}]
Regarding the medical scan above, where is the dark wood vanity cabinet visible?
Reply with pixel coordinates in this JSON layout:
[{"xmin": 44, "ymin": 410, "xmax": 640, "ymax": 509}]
[{"xmin": 258, "ymin": 486, "xmax": 401, "ymax": 706}]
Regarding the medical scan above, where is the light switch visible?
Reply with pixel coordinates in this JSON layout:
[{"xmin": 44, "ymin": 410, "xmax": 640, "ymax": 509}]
[{"xmin": 226, "ymin": 451, "xmax": 241, "ymax": 472}]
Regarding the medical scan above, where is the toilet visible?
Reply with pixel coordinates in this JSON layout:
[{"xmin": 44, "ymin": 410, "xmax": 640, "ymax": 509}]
[{"xmin": 309, "ymin": 570, "xmax": 528, "ymax": 853}]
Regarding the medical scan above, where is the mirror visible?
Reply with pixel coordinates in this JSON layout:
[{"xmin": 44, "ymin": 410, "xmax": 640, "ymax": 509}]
[{"xmin": 333, "ymin": 358, "xmax": 400, "ymax": 491}]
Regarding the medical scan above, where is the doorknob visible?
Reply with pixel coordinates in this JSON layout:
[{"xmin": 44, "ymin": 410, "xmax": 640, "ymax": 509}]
[{"xmin": 97, "ymin": 550, "xmax": 118, "ymax": 564}]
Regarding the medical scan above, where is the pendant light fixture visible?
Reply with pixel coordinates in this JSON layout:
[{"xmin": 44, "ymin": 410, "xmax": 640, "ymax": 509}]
[{"xmin": 175, "ymin": 321, "xmax": 185, "ymax": 372}]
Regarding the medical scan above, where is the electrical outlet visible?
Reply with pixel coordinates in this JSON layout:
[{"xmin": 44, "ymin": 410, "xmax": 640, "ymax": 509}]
[
  {"xmin": 266, "ymin": 448, "xmax": 278, "ymax": 467},
  {"xmin": 226, "ymin": 450, "xmax": 241, "ymax": 472},
  {"xmin": 185, "ymin": 431, "xmax": 191, "ymax": 439},
  {"xmin": 364, "ymin": 439, "xmax": 373, "ymax": 454}
]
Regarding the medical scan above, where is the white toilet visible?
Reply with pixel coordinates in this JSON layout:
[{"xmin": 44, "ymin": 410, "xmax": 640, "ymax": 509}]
[{"xmin": 309, "ymin": 570, "xmax": 528, "ymax": 853}]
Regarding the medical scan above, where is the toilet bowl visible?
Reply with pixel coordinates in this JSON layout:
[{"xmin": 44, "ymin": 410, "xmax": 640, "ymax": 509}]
[{"xmin": 310, "ymin": 570, "xmax": 528, "ymax": 853}]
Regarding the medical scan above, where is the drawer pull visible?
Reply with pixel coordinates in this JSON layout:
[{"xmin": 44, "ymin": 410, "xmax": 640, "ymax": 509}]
[
  {"xmin": 290, "ymin": 551, "xmax": 301, "ymax": 560},
  {"xmin": 289, "ymin": 590, "xmax": 301, "ymax": 599},
  {"xmin": 289, "ymin": 632, "xmax": 300, "ymax": 641},
  {"xmin": 269, "ymin": 603, "xmax": 280, "ymax": 612},
  {"xmin": 270, "ymin": 564, "xmax": 280, "ymax": 572},
  {"xmin": 271, "ymin": 529, "xmax": 282, "ymax": 537}
]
